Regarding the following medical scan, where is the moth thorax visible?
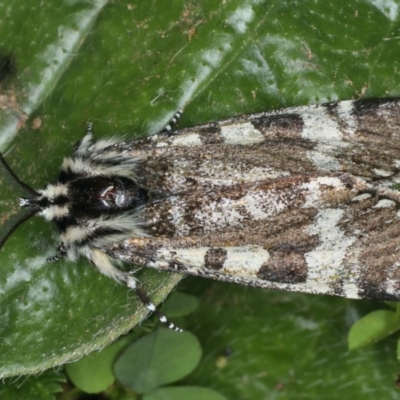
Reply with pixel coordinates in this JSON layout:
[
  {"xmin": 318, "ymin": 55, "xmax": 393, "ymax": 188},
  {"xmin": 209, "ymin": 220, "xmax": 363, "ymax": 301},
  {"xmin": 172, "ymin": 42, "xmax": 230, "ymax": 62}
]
[{"xmin": 68, "ymin": 176, "xmax": 149, "ymax": 218}]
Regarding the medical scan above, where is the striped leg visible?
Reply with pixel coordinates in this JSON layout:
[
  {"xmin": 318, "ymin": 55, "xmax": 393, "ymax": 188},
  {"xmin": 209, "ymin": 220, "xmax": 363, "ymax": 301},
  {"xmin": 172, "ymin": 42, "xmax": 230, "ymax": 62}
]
[
  {"xmin": 47, "ymin": 242, "xmax": 70, "ymax": 263},
  {"xmin": 126, "ymin": 276, "xmax": 183, "ymax": 332},
  {"xmin": 49, "ymin": 244, "xmax": 182, "ymax": 332},
  {"xmin": 89, "ymin": 249, "xmax": 183, "ymax": 332},
  {"xmin": 160, "ymin": 110, "xmax": 183, "ymax": 134}
]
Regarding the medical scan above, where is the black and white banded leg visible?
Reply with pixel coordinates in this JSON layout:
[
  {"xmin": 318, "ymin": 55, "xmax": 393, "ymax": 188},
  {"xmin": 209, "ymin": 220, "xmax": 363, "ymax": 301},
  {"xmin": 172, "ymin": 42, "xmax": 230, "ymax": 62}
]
[
  {"xmin": 126, "ymin": 276, "xmax": 183, "ymax": 332},
  {"xmin": 160, "ymin": 110, "xmax": 183, "ymax": 134},
  {"xmin": 86, "ymin": 121, "xmax": 93, "ymax": 136},
  {"xmin": 47, "ymin": 242, "xmax": 70, "ymax": 263}
]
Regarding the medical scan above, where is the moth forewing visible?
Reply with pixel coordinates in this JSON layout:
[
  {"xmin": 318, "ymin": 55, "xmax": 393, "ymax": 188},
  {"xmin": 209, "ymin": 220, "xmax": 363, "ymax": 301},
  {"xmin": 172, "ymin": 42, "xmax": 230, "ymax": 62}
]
[
  {"xmin": 125, "ymin": 99, "xmax": 400, "ymax": 188},
  {"xmin": 109, "ymin": 172, "xmax": 380, "ymax": 299},
  {"xmin": 108, "ymin": 98, "xmax": 400, "ymax": 302}
]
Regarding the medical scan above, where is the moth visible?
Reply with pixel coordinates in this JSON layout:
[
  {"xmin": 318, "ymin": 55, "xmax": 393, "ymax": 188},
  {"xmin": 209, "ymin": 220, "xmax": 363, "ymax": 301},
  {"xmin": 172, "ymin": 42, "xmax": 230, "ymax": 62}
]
[{"xmin": 1, "ymin": 98, "xmax": 400, "ymax": 332}]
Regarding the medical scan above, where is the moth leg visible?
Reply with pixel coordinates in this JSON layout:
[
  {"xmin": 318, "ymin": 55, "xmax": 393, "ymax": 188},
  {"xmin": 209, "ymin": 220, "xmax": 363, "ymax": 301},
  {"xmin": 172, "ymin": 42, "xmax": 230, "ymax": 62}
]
[
  {"xmin": 86, "ymin": 121, "xmax": 93, "ymax": 136},
  {"xmin": 47, "ymin": 242, "xmax": 70, "ymax": 263},
  {"xmin": 90, "ymin": 248, "xmax": 182, "ymax": 332},
  {"xmin": 126, "ymin": 276, "xmax": 183, "ymax": 332},
  {"xmin": 160, "ymin": 110, "xmax": 183, "ymax": 134},
  {"xmin": 72, "ymin": 122, "xmax": 94, "ymax": 154}
]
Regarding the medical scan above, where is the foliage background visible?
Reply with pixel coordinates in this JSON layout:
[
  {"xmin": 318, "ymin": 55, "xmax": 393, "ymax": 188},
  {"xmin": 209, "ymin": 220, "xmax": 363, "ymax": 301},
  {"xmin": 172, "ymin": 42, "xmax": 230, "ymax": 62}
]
[{"xmin": 0, "ymin": 0, "xmax": 400, "ymax": 398}]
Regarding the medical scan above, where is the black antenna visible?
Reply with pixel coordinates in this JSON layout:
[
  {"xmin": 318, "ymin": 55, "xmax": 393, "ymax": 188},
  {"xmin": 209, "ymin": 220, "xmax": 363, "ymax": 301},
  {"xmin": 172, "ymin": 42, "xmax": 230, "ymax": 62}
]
[
  {"xmin": 0, "ymin": 152, "xmax": 40, "ymax": 197},
  {"xmin": 0, "ymin": 152, "xmax": 41, "ymax": 249},
  {"xmin": 0, "ymin": 207, "xmax": 39, "ymax": 249}
]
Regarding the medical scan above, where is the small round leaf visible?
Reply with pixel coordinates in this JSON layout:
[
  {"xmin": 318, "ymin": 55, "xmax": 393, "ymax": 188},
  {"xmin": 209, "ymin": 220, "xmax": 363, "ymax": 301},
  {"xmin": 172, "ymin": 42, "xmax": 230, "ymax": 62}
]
[
  {"xmin": 114, "ymin": 328, "xmax": 202, "ymax": 393},
  {"xmin": 144, "ymin": 386, "xmax": 227, "ymax": 400}
]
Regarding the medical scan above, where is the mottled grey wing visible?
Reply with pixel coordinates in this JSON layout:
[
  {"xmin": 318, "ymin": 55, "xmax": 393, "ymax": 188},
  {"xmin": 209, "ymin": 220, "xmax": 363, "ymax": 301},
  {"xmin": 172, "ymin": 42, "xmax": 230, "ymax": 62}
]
[
  {"xmin": 109, "ymin": 171, "xmax": 400, "ymax": 301},
  {"xmin": 125, "ymin": 98, "xmax": 400, "ymax": 194}
]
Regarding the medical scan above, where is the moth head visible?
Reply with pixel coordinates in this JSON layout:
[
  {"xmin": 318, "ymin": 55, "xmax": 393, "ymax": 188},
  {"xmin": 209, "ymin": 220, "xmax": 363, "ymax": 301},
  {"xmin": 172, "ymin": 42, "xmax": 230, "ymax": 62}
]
[{"xmin": 0, "ymin": 152, "xmax": 42, "ymax": 250}]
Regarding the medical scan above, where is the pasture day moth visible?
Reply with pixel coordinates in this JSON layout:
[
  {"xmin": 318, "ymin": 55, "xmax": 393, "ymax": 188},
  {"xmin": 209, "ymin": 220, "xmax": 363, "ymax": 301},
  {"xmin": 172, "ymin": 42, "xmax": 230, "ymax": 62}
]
[{"xmin": 1, "ymin": 98, "xmax": 400, "ymax": 331}]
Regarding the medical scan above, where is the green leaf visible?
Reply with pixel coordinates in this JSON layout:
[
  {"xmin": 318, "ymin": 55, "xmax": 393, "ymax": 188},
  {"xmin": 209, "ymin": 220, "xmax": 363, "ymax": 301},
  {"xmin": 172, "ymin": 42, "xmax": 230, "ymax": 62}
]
[
  {"xmin": 0, "ymin": 0, "xmax": 108, "ymax": 147},
  {"xmin": 114, "ymin": 328, "xmax": 202, "ymax": 394},
  {"xmin": 65, "ymin": 333, "xmax": 132, "ymax": 394},
  {"xmin": 348, "ymin": 310, "xmax": 400, "ymax": 350},
  {"xmin": 144, "ymin": 386, "xmax": 227, "ymax": 400},
  {"xmin": 0, "ymin": 370, "xmax": 65, "ymax": 400},
  {"xmin": 396, "ymin": 338, "xmax": 400, "ymax": 363},
  {"xmin": 0, "ymin": 0, "xmax": 400, "ymax": 381},
  {"xmin": 162, "ymin": 292, "xmax": 200, "ymax": 317}
]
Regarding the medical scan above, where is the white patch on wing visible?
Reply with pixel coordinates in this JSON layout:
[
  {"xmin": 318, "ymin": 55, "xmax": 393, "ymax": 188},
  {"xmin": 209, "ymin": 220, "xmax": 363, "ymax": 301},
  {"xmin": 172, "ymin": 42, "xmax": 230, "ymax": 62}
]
[
  {"xmin": 385, "ymin": 260, "xmax": 400, "ymax": 295},
  {"xmin": 340, "ymin": 283, "xmax": 362, "ymax": 300},
  {"xmin": 295, "ymin": 105, "xmax": 349, "ymax": 170},
  {"xmin": 351, "ymin": 193, "xmax": 372, "ymax": 202},
  {"xmin": 153, "ymin": 132, "xmax": 203, "ymax": 148},
  {"xmin": 221, "ymin": 246, "xmax": 269, "ymax": 275},
  {"xmin": 385, "ymin": 279, "xmax": 398, "ymax": 296},
  {"xmin": 336, "ymin": 100, "xmax": 358, "ymax": 136},
  {"xmin": 373, "ymin": 168, "xmax": 392, "ymax": 177},
  {"xmin": 374, "ymin": 199, "xmax": 396, "ymax": 208},
  {"xmin": 220, "ymin": 122, "xmax": 264, "ymax": 145},
  {"xmin": 304, "ymin": 208, "xmax": 359, "ymax": 298},
  {"xmin": 171, "ymin": 133, "xmax": 203, "ymax": 147}
]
